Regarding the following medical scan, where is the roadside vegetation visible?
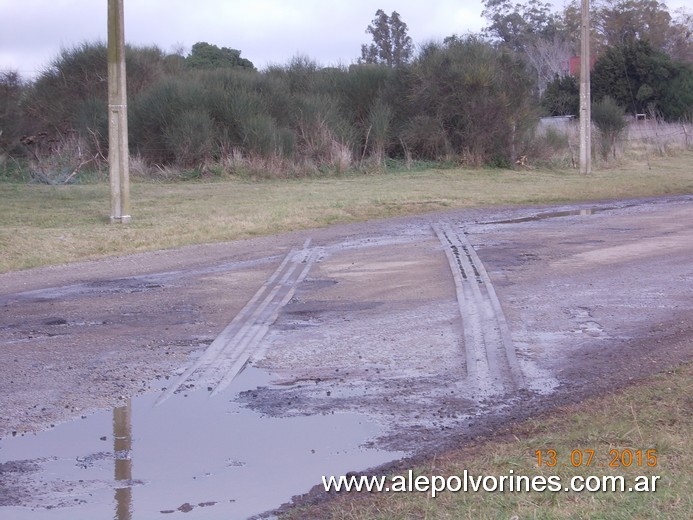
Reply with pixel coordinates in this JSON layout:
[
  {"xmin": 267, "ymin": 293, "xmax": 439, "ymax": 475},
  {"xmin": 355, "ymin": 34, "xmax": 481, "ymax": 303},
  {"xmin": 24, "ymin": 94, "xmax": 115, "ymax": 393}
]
[
  {"xmin": 1, "ymin": 1, "xmax": 691, "ymax": 182},
  {"xmin": 282, "ymin": 363, "xmax": 692, "ymax": 520}
]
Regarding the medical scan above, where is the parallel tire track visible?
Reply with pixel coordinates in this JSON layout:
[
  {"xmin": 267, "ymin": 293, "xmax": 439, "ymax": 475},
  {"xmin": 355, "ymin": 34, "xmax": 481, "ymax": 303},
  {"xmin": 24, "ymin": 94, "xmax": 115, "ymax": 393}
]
[
  {"xmin": 433, "ymin": 222, "xmax": 524, "ymax": 395},
  {"xmin": 156, "ymin": 239, "xmax": 320, "ymax": 404}
]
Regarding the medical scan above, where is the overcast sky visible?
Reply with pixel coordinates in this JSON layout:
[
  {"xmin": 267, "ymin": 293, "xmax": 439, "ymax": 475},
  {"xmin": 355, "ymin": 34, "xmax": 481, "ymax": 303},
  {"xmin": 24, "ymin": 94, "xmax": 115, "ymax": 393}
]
[{"xmin": 0, "ymin": 0, "xmax": 689, "ymax": 79}]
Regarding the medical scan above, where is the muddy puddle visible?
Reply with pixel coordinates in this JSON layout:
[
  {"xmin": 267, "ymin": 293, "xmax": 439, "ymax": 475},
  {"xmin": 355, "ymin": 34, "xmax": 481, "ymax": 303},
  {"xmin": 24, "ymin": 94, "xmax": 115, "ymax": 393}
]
[
  {"xmin": 488, "ymin": 206, "xmax": 607, "ymax": 224},
  {"xmin": 0, "ymin": 367, "xmax": 403, "ymax": 519}
]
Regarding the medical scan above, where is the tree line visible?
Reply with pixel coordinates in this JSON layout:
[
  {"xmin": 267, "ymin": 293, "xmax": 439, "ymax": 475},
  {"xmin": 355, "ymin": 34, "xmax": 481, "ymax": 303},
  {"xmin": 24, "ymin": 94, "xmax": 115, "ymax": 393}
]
[
  {"xmin": 0, "ymin": 0, "xmax": 691, "ymax": 180},
  {"xmin": 486, "ymin": 0, "xmax": 693, "ymax": 119}
]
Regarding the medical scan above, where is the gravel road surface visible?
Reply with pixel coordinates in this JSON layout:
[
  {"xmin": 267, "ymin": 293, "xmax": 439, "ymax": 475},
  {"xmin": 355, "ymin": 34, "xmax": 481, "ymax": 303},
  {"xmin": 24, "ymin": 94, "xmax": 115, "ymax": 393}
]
[{"xmin": 1, "ymin": 195, "xmax": 691, "ymax": 516}]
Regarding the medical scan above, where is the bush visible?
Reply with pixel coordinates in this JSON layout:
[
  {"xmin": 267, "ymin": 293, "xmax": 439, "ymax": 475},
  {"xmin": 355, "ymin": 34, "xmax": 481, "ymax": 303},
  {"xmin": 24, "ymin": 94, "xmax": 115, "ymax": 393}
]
[
  {"xmin": 366, "ymin": 99, "xmax": 393, "ymax": 164},
  {"xmin": 542, "ymin": 74, "xmax": 579, "ymax": 116},
  {"xmin": 406, "ymin": 37, "xmax": 537, "ymax": 165},
  {"xmin": 592, "ymin": 96, "xmax": 627, "ymax": 160},
  {"xmin": 7, "ymin": 38, "xmax": 555, "ymax": 175},
  {"xmin": 164, "ymin": 108, "xmax": 216, "ymax": 167},
  {"xmin": 0, "ymin": 71, "xmax": 26, "ymax": 156},
  {"xmin": 401, "ymin": 115, "xmax": 450, "ymax": 159}
]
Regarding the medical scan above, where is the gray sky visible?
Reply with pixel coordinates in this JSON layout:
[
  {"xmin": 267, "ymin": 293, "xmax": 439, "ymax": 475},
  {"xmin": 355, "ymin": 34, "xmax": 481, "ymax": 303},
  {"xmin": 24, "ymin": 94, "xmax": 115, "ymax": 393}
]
[
  {"xmin": 0, "ymin": 1, "xmax": 689, "ymax": 79},
  {"xmin": 0, "ymin": 0, "xmax": 486, "ymax": 78}
]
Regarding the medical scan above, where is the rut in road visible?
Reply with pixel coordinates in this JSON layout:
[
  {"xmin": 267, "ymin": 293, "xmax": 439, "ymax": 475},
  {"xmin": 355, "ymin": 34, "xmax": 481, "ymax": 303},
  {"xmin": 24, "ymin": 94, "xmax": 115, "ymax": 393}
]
[
  {"xmin": 433, "ymin": 222, "xmax": 524, "ymax": 395},
  {"xmin": 156, "ymin": 240, "xmax": 320, "ymax": 404}
]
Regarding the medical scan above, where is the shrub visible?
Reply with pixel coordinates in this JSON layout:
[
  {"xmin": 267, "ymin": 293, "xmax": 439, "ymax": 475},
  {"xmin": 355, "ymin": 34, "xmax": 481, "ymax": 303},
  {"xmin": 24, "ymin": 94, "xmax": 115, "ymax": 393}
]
[
  {"xmin": 407, "ymin": 37, "xmax": 537, "ymax": 166},
  {"xmin": 401, "ymin": 115, "xmax": 450, "ymax": 159},
  {"xmin": 592, "ymin": 96, "xmax": 628, "ymax": 160},
  {"xmin": 542, "ymin": 74, "xmax": 579, "ymax": 116},
  {"xmin": 0, "ymin": 71, "xmax": 26, "ymax": 156},
  {"xmin": 164, "ymin": 108, "xmax": 216, "ymax": 167}
]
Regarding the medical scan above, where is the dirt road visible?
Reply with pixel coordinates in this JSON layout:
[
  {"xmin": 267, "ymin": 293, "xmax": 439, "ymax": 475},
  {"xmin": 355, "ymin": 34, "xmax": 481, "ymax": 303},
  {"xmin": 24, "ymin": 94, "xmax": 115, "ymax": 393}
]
[{"xmin": 1, "ymin": 195, "xmax": 691, "ymax": 517}]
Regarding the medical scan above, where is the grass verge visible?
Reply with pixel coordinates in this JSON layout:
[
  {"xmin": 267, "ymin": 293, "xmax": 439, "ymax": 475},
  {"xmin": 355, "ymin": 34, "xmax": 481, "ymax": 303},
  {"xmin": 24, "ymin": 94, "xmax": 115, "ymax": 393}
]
[
  {"xmin": 1, "ymin": 152, "xmax": 692, "ymax": 273},
  {"xmin": 282, "ymin": 363, "xmax": 692, "ymax": 519}
]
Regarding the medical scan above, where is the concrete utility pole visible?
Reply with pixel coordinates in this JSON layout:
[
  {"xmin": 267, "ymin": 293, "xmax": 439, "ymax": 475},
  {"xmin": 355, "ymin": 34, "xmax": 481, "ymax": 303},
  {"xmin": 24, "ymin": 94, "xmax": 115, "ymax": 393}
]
[
  {"xmin": 108, "ymin": 0, "xmax": 131, "ymax": 223},
  {"xmin": 113, "ymin": 400, "xmax": 133, "ymax": 520},
  {"xmin": 579, "ymin": 0, "xmax": 592, "ymax": 174}
]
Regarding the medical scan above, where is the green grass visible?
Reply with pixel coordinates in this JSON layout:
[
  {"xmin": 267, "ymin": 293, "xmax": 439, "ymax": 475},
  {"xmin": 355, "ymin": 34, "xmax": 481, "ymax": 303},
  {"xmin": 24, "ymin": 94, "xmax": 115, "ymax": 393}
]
[
  {"xmin": 1, "ymin": 152, "xmax": 692, "ymax": 273},
  {"xmin": 282, "ymin": 364, "xmax": 692, "ymax": 519}
]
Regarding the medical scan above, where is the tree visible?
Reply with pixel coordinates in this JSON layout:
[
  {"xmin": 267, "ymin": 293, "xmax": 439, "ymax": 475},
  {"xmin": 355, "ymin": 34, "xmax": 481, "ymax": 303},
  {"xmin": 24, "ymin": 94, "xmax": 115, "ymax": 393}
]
[
  {"xmin": 482, "ymin": 0, "xmax": 562, "ymax": 53},
  {"xmin": 659, "ymin": 63, "xmax": 693, "ymax": 120},
  {"xmin": 591, "ymin": 38, "xmax": 692, "ymax": 120},
  {"xmin": 542, "ymin": 73, "xmax": 580, "ymax": 116},
  {"xmin": 524, "ymin": 35, "xmax": 574, "ymax": 94},
  {"xmin": 595, "ymin": 0, "xmax": 672, "ymax": 50},
  {"xmin": 667, "ymin": 8, "xmax": 693, "ymax": 64},
  {"xmin": 551, "ymin": 1, "xmax": 692, "ymax": 62},
  {"xmin": 482, "ymin": 1, "xmax": 571, "ymax": 95},
  {"xmin": 186, "ymin": 42, "xmax": 255, "ymax": 70},
  {"xmin": 574, "ymin": 0, "xmax": 692, "ymax": 60},
  {"xmin": 360, "ymin": 10, "xmax": 413, "ymax": 67}
]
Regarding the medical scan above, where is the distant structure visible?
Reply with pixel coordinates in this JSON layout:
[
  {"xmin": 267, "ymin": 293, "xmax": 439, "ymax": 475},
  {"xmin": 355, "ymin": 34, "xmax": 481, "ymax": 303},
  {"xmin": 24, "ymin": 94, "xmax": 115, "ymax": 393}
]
[{"xmin": 569, "ymin": 55, "xmax": 597, "ymax": 76}]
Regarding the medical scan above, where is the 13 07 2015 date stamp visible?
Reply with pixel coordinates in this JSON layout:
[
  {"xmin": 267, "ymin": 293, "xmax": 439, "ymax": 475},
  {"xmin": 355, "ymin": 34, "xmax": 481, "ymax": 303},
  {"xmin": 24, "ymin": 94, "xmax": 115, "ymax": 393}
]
[{"xmin": 534, "ymin": 449, "xmax": 658, "ymax": 468}]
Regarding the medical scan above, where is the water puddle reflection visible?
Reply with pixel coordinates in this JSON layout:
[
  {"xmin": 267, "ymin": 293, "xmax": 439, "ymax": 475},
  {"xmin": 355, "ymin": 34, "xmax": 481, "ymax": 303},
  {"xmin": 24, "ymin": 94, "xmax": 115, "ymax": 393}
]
[
  {"xmin": 0, "ymin": 367, "xmax": 403, "ymax": 519},
  {"xmin": 489, "ymin": 207, "xmax": 607, "ymax": 224}
]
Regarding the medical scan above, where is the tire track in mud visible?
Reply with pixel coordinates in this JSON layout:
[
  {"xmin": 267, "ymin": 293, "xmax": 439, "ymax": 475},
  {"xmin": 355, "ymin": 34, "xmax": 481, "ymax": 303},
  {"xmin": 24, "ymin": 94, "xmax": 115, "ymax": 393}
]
[
  {"xmin": 433, "ymin": 222, "xmax": 524, "ymax": 395},
  {"xmin": 156, "ymin": 239, "xmax": 320, "ymax": 404}
]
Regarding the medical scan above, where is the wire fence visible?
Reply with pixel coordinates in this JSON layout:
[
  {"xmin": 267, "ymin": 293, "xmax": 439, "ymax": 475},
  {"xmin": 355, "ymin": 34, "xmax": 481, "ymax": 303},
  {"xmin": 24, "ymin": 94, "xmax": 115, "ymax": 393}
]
[{"xmin": 539, "ymin": 117, "xmax": 692, "ymax": 154}]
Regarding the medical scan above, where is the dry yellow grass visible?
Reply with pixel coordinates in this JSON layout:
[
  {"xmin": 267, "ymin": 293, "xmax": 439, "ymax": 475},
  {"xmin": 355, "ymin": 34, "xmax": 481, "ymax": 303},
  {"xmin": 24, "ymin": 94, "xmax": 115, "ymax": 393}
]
[{"xmin": 1, "ymin": 151, "xmax": 692, "ymax": 273}]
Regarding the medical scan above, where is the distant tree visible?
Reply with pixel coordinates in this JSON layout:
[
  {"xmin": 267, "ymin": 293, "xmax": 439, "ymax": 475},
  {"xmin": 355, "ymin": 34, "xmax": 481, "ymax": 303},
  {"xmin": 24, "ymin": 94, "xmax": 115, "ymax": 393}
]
[
  {"xmin": 542, "ymin": 73, "xmax": 579, "ymax": 116},
  {"xmin": 482, "ymin": 1, "xmax": 571, "ymax": 95},
  {"xmin": 361, "ymin": 10, "xmax": 390, "ymax": 65},
  {"xmin": 186, "ymin": 42, "xmax": 255, "ymax": 70},
  {"xmin": 667, "ymin": 8, "xmax": 693, "ymax": 64},
  {"xmin": 659, "ymin": 62, "xmax": 693, "ymax": 120},
  {"xmin": 524, "ymin": 35, "xmax": 573, "ymax": 94},
  {"xmin": 482, "ymin": 0, "xmax": 562, "ymax": 53},
  {"xmin": 592, "ymin": 38, "xmax": 692, "ymax": 120},
  {"xmin": 389, "ymin": 12, "xmax": 413, "ymax": 67},
  {"xmin": 360, "ymin": 10, "xmax": 413, "ymax": 67},
  {"xmin": 595, "ymin": 0, "xmax": 672, "ymax": 50},
  {"xmin": 558, "ymin": 1, "xmax": 583, "ymax": 53},
  {"xmin": 561, "ymin": 0, "xmax": 691, "ymax": 59}
]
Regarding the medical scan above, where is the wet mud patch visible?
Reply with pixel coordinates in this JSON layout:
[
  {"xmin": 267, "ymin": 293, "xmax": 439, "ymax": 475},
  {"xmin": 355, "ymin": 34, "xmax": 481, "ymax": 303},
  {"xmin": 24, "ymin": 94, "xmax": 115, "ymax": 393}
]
[
  {"xmin": 0, "ymin": 367, "xmax": 402, "ymax": 519},
  {"xmin": 238, "ymin": 370, "xmax": 521, "ymax": 453},
  {"xmin": 278, "ymin": 300, "xmax": 383, "ymax": 327}
]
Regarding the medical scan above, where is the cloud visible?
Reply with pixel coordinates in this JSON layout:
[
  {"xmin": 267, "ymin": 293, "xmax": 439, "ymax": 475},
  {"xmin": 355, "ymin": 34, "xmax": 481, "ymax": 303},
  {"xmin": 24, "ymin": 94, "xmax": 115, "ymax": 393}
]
[
  {"xmin": 1, "ymin": 0, "xmax": 490, "ymax": 77},
  {"xmin": 7, "ymin": 0, "xmax": 687, "ymax": 78}
]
